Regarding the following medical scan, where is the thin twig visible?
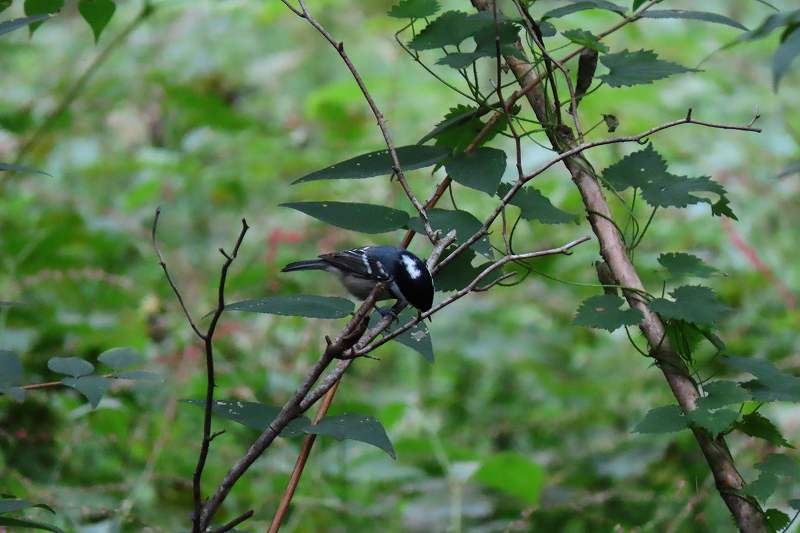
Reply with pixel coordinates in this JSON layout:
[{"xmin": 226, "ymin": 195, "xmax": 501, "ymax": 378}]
[{"xmin": 207, "ymin": 509, "xmax": 254, "ymax": 533}]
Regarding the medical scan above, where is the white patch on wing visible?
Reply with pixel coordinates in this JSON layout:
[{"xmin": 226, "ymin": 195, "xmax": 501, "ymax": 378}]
[
  {"xmin": 358, "ymin": 251, "xmax": 372, "ymax": 275},
  {"xmin": 376, "ymin": 259, "xmax": 388, "ymax": 278},
  {"xmin": 401, "ymin": 254, "xmax": 422, "ymax": 279}
]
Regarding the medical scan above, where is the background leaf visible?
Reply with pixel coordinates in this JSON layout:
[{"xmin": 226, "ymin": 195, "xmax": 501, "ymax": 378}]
[
  {"xmin": 47, "ymin": 356, "xmax": 94, "ymax": 378},
  {"xmin": 227, "ymin": 295, "xmax": 354, "ymax": 319},
  {"xmin": 282, "ymin": 201, "xmax": 410, "ymax": 234},
  {"xmin": 473, "ymin": 452, "xmax": 545, "ymax": 504}
]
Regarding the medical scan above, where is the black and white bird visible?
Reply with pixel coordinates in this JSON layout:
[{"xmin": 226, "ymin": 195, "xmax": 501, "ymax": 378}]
[{"xmin": 281, "ymin": 246, "xmax": 434, "ymax": 312}]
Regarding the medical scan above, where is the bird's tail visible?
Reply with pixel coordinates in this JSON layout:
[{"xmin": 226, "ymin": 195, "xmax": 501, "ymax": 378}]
[{"xmin": 281, "ymin": 259, "xmax": 328, "ymax": 272}]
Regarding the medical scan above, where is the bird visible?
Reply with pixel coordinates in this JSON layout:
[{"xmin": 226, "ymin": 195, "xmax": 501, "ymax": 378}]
[{"xmin": 281, "ymin": 246, "xmax": 434, "ymax": 313}]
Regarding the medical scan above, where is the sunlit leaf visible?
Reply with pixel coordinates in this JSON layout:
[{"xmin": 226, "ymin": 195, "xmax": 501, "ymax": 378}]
[
  {"xmin": 599, "ymin": 49, "xmax": 699, "ymax": 87},
  {"xmin": 649, "ymin": 285, "xmax": 730, "ymax": 326},
  {"xmin": 78, "ymin": 0, "xmax": 115, "ymax": 42},
  {"xmin": 658, "ymin": 252, "xmax": 718, "ymax": 280},
  {"xmin": 642, "ymin": 10, "xmax": 748, "ymax": 31},
  {"xmin": 473, "ymin": 452, "xmax": 545, "ymax": 504},
  {"xmin": 307, "ymin": 413, "xmax": 396, "ymax": 459},
  {"xmin": 735, "ymin": 412, "xmax": 793, "ymax": 447},
  {"xmin": 183, "ymin": 400, "xmax": 311, "ymax": 437},
  {"xmin": 387, "ymin": 0, "xmax": 439, "ymax": 19},
  {"xmin": 47, "ymin": 356, "xmax": 94, "ymax": 378},
  {"xmin": 227, "ymin": 295, "xmax": 354, "ymax": 319},
  {"xmin": 562, "ymin": 28, "xmax": 609, "ymax": 52},
  {"xmin": 408, "ymin": 208, "xmax": 492, "ymax": 257},
  {"xmin": 282, "ymin": 201, "xmax": 410, "ymax": 234},
  {"xmin": 633, "ymin": 405, "xmax": 687, "ymax": 433},
  {"xmin": 23, "ymin": 0, "xmax": 62, "ymax": 33},
  {"xmin": 573, "ymin": 294, "xmax": 643, "ymax": 332},
  {"xmin": 0, "ymin": 14, "xmax": 50, "ymax": 37},
  {"xmin": 98, "ymin": 347, "xmax": 141, "ymax": 370},
  {"xmin": 62, "ymin": 376, "xmax": 111, "ymax": 408},
  {"xmin": 445, "ymin": 147, "xmax": 506, "ymax": 195}
]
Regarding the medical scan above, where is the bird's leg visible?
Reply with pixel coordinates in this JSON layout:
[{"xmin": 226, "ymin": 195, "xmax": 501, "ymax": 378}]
[{"xmin": 376, "ymin": 305, "xmax": 400, "ymax": 323}]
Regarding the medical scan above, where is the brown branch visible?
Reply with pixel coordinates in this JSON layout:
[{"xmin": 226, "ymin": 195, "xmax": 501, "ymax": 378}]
[{"xmin": 208, "ymin": 509, "xmax": 254, "ymax": 533}]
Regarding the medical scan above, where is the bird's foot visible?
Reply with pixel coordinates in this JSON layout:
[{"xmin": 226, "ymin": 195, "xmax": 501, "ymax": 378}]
[{"xmin": 377, "ymin": 306, "xmax": 400, "ymax": 323}]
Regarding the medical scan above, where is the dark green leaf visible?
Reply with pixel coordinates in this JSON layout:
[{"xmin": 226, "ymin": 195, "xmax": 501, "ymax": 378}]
[
  {"xmin": 543, "ymin": 0, "xmax": 625, "ymax": 19},
  {"xmin": 0, "ymin": 162, "xmax": 50, "ymax": 176},
  {"xmin": 573, "ymin": 294, "xmax": 643, "ymax": 332},
  {"xmin": 436, "ymin": 20, "xmax": 522, "ymax": 68},
  {"xmin": 436, "ymin": 52, "xmax": 482, "ymax": 68},
  {"xmin": 62, "ymin": 376, "xmax": 111, "ymax": 408},
  {"xmin": 445, "ymin": 147, "xmax": 506, "ymax": 195},
  {"xmin": 765, "ymin": 509, "xmax": 791, "ymax": 532},
  {"xmin": 293, "ymin": 145, "xmax": 449, "ymax": 183},
  {"xmin": 562, "ymin": 28, "xmax": 609, "ymax": 52},
  {"xmin": 743, "ymin": 473, "xmax": 778, "ymax": 503},
  {"xmin": 0, "ymin": 516, "xmax": 64, "ymax": 533},
  {"xmin": 387, "ymin": 0, "xmax": 439, "ymax": 18},
  {"xmin": 0, "ymin": 1, "xmax": 11, "ymax": 14},
  {"xmin": 687, "ymin": 407, "xmax": 739, "ymax": 436},
  {"xmin": 433, "ymin": 248, "xmax": 500, "ymax": 292},
  {"xmin": 699, "ymin": 381, "xmax": 750, "ymax": 410},
  {"xmin": 599, "ymin": 49, "xmax": 699, "ymax": 87},
  {"xmin": 724, "ymin": 356, "xmax": 800, "ymax": 402},
  {"xmin": 642, "ymin": 10, "xmax": 748, "ymax": 31},
  {"xmin": 0, "ymin": 350, "xmax": 22, "ymax": 387},
  {"xmin": 633, "ymin": 405, "xmax": 688, "ymax": 434},
  {"xmin": 752, "ymin": 0, "xmax": 778, "ymax": 11},
  {"xmin": 227, "ymin": 295, "xmax": 354, "ymax": 319},
  {"xmin": 5, "ymin": 387, "xmax": 25, "ymax": 402},
  {"xmin": 497, "ymin": 183, "xmax": 578, "ymax": 225},
  {"xmin": 790, "ymin": 499, "xmax": 800, "ymax": 511},
  {"xmin": 408, "ymin": 11, "xmax": 493, "ymax": 50},
  {"xmin": 281, "ymin": 201, "xmax": 409, "ymax": 234},
  {"xmin": 47, "ymin": 356, "xmax": 94, "ymax": 378},
  {"xmin": 738, "ymin": 9, "xmax": 800, "ymax": 42},
  {"xmin": 117, "ymin": 370, "xmax": 162, "ymax": 382},
  {"xmin": 78, "ymin": 0, "xmax": 115, "ymax": 42},
  {"xmin": 98, "ymin": 347, "xmax": 141, "ymax": 370},
  {"xmin": 183, "ymin": 400, "xmax": 311, "ymax": 437},
  {"xmin": 658, "ymin": 252, "xmax": 718, "ymax": 280},
  {"xmin": 632, "ymin": 0, "xmax": 647, "ymax": 10},
  {"xmin": 372, "ymin": 310, "xmax": 434, "ymax": 363},
  {"xmin": 603, "ymin": 113, "xmax": 619, "ymax": 132},
  {"xmin": 430, "ymin": 105, "xmax": 507, "ymax": 152},
  {"xmin": 473, "ymin": 452, "xmax": 545, "ymax": 504},
  {"xmin": 408, "ymin": 208, "xmax": 492, "ymax": 258},
  {"xmin": 23, "ymin": 0, "xmax": 62, "ymax": 33},
  {"xmin": 306, "ymin": 413, "xmax": 396, "ymax": 458},
  {"xmin": 418, "ymin": 105, "xmax": 483, "ymax": 145},
  {"xmin": 735, "ymin": 412, "xmax": 793, "ymax": 448},
  {"xmin": 0, "ymin": 14, "xmax": 50, "ymax": 37},
  {"xmin": 773, "ymin": 26, "xmax": 800, "ymax": 89},
  {"xmin": 649, "ymin": 285, "xmax": 730, "ymax": 326},
  {"xmin": 757, "ymin": 454, "xmax": 800, "ymax": 481}
]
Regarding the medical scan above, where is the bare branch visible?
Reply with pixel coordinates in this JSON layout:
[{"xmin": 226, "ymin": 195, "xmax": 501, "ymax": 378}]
[{"xmin": 207, "ymin": 509, "xmax": 254, "ymax": 533}]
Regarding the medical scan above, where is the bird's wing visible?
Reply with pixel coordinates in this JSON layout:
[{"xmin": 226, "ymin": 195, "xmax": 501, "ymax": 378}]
[{"xmin": 319, "ymin": 248, "xmax": 390, "ymax": 280}]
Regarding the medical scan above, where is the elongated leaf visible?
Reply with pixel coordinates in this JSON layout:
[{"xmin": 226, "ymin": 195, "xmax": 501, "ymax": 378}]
[
  {"xmin": 599, "ymin": 49, "xmax": 699, "ymax": 87},
  {"xmin": 47, "ymin": 356, "xmax": 94, "ymax": 378},
  {"xmin": 642, "ymin": 10, "xmax": 748, "ymax": 31},
  {"xmin": 293, "ymin": 145, "xmax": 449, "ymax": 183},
  {"xmin": 282, "ymin": 201, "xmax": 409, "ymax": 234},
  {"xmin": 307, "ymin": 413, "xmax": 396, "ymax": 458},
  {"xmin": 0, "ymin": 162, "xmax": 50, "ymax": 176},
  {"xmin": 98, "ymin": 347, "xmax": 141, "ymax": 370},
  {"xmin": 738, "ymin": 9, "xmax": 800, "ymax": 42},
  {"xmin": 418, "ymin": 105, "xmax": 483, "ymax": 145},
  {"xmin": 388, "ymin": 0, "xmax": 440, "ymax": 19},
  {"xmin": 474, "ymin": 452, "xmax": 545, "ymax": 504},
  {"xmin": 562, "ymin": 28, "xmax": 609, "ymax": 52},
  {"xmin": 408, "ymin": 11, "xmax": 493, "ymax": 50},
  {"xmin": 633, "ymin": 405, "xmax": 688, "ymax": 433},
  {"xmin": 407, "ymin": 208, "xmax": 492, "ymax": 257},
  {"xmin": 78, "ymin": 0, "xmax": 115, "ymax": 42},
  {"xmin": 183, "ymin": 400, "xmax": 311, "ymax": 437},
  {"xmin": 117, "ymin": 370, "xmax": 162, "ymax": 382},
  {"xmin": 497, "ymin": 183, "xmax": 578, "ymax": 225},
  {"xmin": 658, "ymin": 252, "xmax": 718, "ymax": 280},
  {"xmin": 735, "ymin": 412, "xmax": 793, "ymax": 447},
  {"xmin": 0, "ymin": 516, "xmax": 64, "ymax": 533},
  {"xmin": 648, "ymin": 285, "xmax": 730, "ymax": 326},
  {"xmin": 23, "ymin": 0, "xmax": 63, "ymax": 33},
  {"xmin": 543, "ymin": 0, "xmax": 625, "ymax": 19},
  {"xmin": 446, "ymin": 147, "xmax": 506, "ymax": 195},
  {"xmin": 429, "ymin": 104, "xmax": 507, "ymax": 152},
  {"xmin": 227, "ymin": 295, "xmax": 354, "ymax": 319},
  {"xmin": 0, "ymin": 14, "xmax": 50, "ymax": 37},
  {"xmin": 573, "ymin": 294, "xmax": 643, "ymax": 332},
  {"xmin": 62, "ymin": 376, "xmax": 110, "ymax": 408},
  {"xmin": 773, "ymin": 26, "xmax": 800, "ymax": 89}
]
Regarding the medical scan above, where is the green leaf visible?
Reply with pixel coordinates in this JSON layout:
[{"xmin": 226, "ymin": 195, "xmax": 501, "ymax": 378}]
[
  {"xmin": 183, "ymin": 400, "xmax": 311, "ymax": 437},
  {"xmin": 599, "ymin": 49, "xmax": 699, "ymax": 87},
  {"xmin": 0, "ymin": 14, "xmax": 50, "ymax": 37},
  {"xmin": 0, "ymin": 1, "xmax": 11, "ymax": 14},
  {"xmin": 98, "ymin": 347, "xmax": 141, "ymax": 370},
  {"xmin": 0, "ymin": 516, "xmax": 64, "ymax": 533},
  {"xmin": 743, "ymin": 473, "xmax": 778, "ymax": 504},
  {"xmin": 408, "ymin": 208, "xmax": 492, "ymax": 258},
  {"xmin": 735, "ymin": 412, "xmax": 793, "ymax": 447},
  {"xmin": 698, "ymin": 381, "xmax": 750, "ymax": 410},
  {"xmin": 293, "ymin": 145, "xmax": 449, "ymax": 183},
  {"xmin": 430, "ymin": 104, "xmax": 507, "ymax": 152},
  {"xmin": 738, "ymin": 9, "xmax": 800, "ymax": 42},
  {"xmin": 648, "ymin": 285, "xmax": 730, "ymax": 327},
  {"xmin": 117, "ymin": 370, "xmax": 162, "ymax": 382},
  {"xmin": 62, "ymin": 376, "xmax": 110, "ymax": 408},
  {"xmin": 0, "ymin": 350, "xmax": 22, "ymax": 388},
  {"xmin": 562, "ymin": 28, "xmax": 609, "ymax": 53},
  {"xmin": 47, "ymin": 356, "xmax": 94, "ymax": 378},
  {"xmin": 433, "ymin": 248, "xmax": 500, "ymax": 292},
  {"xmin": 371, "ymin": 310, "xmax": 434, "ymax": 363},
  {"xmin": 633, "ymin": 405, "xmax": 688, "ymax": 434},
  {"xmin": 306, "ymin": 413, "xmax": 396, "ymax": 459},
  {"xmin": 641, "ymin": 10, "xmax": 748, "ymax": 31},
  {"xmin": 0, "ymin": 162, "xmax": 50, "ymax": 176},
  {"xmin": 408, "ymin": 11, "xmax": 493, "ymax": 50},
  {"xmin": 387, "ymin": 0, "xmax": 439, "ymax": 18},
  {"xmin": 23, "ymin": 0, "xmax": 62, "ymax": 33},
  {"xmin": 418, "ymin": 105, "xmax": 484, "ymax": 145},
  {"xmin": 473, "ymin": 452, "xmax": 545, "ymax": 504},
  {"xmin": 543, "ymin": 0, "xmax": 626, "ymax": 19},
  {"xmin": 445, "ymin": 147, "xmax": 506, "ymax": 195},
  {"xmin": 497, "ymin": 183, "xmax": 578, "ymax": 225},
  {"xmin": 765, "ymin": 509, "xmax": 791, "ymax": 532},
  {"xmin": 757, "ymin": 454, "xmax": 800, "ymax": 481},
  {"xmin": 78, "ymin": 0, "xmax": 115, "ymax": 42},
  {"xmin": 687, "ymin": 407, "xmax": 739, "ymax": 436},
  {"xmin": 227, "ymin": 295, "xmax": 355, "ymax": 319},
  {"xmin": 790, "ymin": 499, "xmax": 800, "ymax": 511},
  {"xmin": 723, "ymin": 356, "xmax": 800, "ymax": 402},
  {"xmin": 658, "ymin": 252, "xmax": 718, "ymax": 280},
  {"xmin": 281, "ymin": 201, "xmax": 409, "ymax": 234},
  {"xmin": 0, "ymin": 499, "xmax": 54, "ymax": 515},
  {"xmin": 632, "ymin": 0, "xmax": 647, "ymax": 10},
  {"xmin": 573, "ymin": 294, "xmax": 643, "ymax": 332},
  {"xmin": 773, "ymin": 26, "xmax": 800, "ymax": 89},
  {"xmin": 435, "ymin": 20, "xmax": 522, "ymax": 69},
  {"xmin": 777, "ymin": 161, "xmax": 800, "ymax": 179}
]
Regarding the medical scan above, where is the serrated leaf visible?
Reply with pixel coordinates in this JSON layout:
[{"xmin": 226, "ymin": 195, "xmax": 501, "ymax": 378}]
[
  {"xmin": 445, "ymin": 147, "xmax": 506, "ymax": 195},
  {"xmin": 23, "ymin": 0, "xmax": 62, "ymax": 33},
  {"xmin": 430, "ymin": 105, "xmax": 507, "ymax": 152},
  {"xmin": 642, "ymin": 10, "xmax": 748, "ymax": 31},
  {"xmin": 543, "ymin": 0, "xmax": 625, "ymax": 19},
  {"xmin": 773, "ymin": 26, "xmax": 800, "ymax": 89},
  {"xmin": 0, "ymin": 14, "xmax": 50, "ymax": 37},
  {"xmin": 573, "ymin": 294, "xmax": 643, "ymax": 332},
  {"xmin": 599, "ymin": 49, "xmax": 698, "ymax": 87},
  {"xmin": 699, "ymin": 381, "xmax": 750, "ymax": 410},
  {"xmin": 433, "ymin": 248, "xmax": 501, "ymax": 292},
  {"xmin": 0, "ymin": 516, "xmax": 64, "ymax": 533},
  {"xmin": 407, "ymin": 208, "xmax": 492, "ymax": 258},
  {"xmin": 98, "ymin": 347, "xmax": 141, "ymax": 370},
  {"xmin": 724, "ymin": 356, "xmax": 800, "ymax": 402},
  {"xmin": 78, "ymin": 0, "xmax": 115, "ymax": 42},
  {"xmin": 473, "ymin": 452, "xmax": 545, "ymax": 504},
  {"xmin": 293, "ymin": 145, "xmax": 449, "ymax": 183},
  {"xmin": 497, "ymin": 183, "xmax": 578, "ymax": 224},
  {"xmin": 743, "ymin": 473, "xmax": 778, "ymax": 503},
  {"xmin": 687, "ymin": 407, "xmax": 739, "ymax": 436},
  {"xmin": 388, "ymin": 0, "xmax": 439, "ymax": 18},
  {"xmin": 633, "ymin": 405, "xmax": 688, "ymax": 433},
  {"xmin": 227, "ymin": 295, "xmax": 354, "ymax": 319},
  {"xmin": 658, "ymin": 252, "xmax": 718, "ymax": 280},
  {"xmin": 408, "ymin": 11, "xmax": 494, "ymax": 50},
  {"xmin": 62, "ymin": 376, "xmax": 111, "ymax": 408},
  {"xmin": 281, "ymin": 201, "xmax": 409, "ymax": 234},
  {"xmin": 183, "ymin": 400, "xmax": 311, "ymax": 437},
  {"xmin": 47, "ymin": 356, "xmax": 94, "ymax": 378},
  {"xmin": 757, "ymin": 454, "xmax": 800, "ymax": 480},
  {"xmin": 0, "ymin": 350, "xmax": 22, "ymax": 387},
  {"xmin": 418, "ymin": 105, "xmax": 483, "ymax": 144},
  {"xmin": 765, "ymin": 508, "xmax": 791, "ymax": 532},
  {"xmin": 306, "ymin": 413, "xmax": 396, "ymax": 459},
  {"xmin": 562, "ymin": 28, "xmax": 609, "ymax": 52},
  {"xmin": 735, "ymin": 412, "xmax": 793, "ymax": 447},
  {"xmin": 371, "ymin": 310, "xmax": 434, "ymax": 363},
  {"xmin": 648, "ymin": 285, "xmax": 730, "ymax": 327}
]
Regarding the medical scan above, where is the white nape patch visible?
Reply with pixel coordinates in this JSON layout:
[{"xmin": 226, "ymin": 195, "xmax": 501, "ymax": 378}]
[{"xmin": 401, "ymin": 254, "xmax": 422, "ymax": 279}]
